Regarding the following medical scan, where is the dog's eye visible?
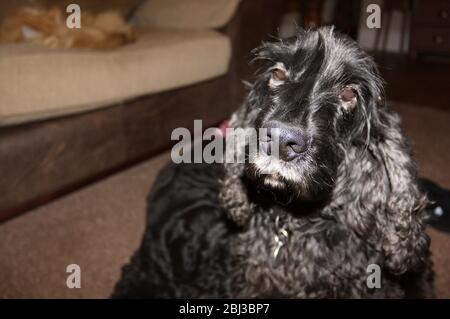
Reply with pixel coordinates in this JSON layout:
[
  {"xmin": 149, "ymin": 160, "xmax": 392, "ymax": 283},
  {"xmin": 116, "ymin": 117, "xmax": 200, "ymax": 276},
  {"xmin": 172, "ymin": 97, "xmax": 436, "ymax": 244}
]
[
  {"xmin": 271, "ymin": 68, "xmax": 287, "ymax": 82},
  {"xmin": 340, "ymin": 86, "xmax": 357, "ymax": 102},
  {"xmin": 338, "ymin": 86, "xmax": 358, "ymax": 110}
]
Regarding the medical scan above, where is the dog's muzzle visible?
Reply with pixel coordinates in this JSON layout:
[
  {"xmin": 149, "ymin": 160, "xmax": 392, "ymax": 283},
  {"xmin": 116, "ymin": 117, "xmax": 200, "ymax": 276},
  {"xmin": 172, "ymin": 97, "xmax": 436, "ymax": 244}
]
[{"xmin": 260, "ymin": 121, "xmax": 309, "ymax": 161}]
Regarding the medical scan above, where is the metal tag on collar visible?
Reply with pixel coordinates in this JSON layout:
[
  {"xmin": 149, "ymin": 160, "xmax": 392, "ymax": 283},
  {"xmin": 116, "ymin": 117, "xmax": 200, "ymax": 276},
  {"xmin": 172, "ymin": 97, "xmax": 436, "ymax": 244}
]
[{"xmin": 272, "ymin": 216, "xmax": 289, "ymax": 267}]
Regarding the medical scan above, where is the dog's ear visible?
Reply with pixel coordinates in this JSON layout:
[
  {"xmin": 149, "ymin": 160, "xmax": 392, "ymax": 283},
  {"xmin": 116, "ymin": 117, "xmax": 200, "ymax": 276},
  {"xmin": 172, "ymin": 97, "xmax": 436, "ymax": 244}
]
[
  {"xmin": 371, "ymin": 111, "xmax": 430, "ymax": 274},
  {"xmin": 219, "ymin": 161, "xmax": 254, "ymax": 227},
  {"xmin": 219, "ymin": 41, "xmax": 277, "ymax": 226},
  {"xmin": 219, "ymin": 79, "xmax": 264, "ymax": 226},
  {"xmin": 334, "ymin": 104, "xmax": 429, "ymax": 275}
]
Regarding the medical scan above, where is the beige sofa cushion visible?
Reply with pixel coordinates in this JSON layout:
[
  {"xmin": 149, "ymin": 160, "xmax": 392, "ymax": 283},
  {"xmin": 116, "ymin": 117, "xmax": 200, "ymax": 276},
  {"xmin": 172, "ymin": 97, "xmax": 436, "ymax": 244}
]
[
  {"xmin": 133, "ymin": 0, "xmax": 241, "ymax": 29},
  {"xmin": 0, "ymin": 0, "xmax": 142, "ymax": 23},
  {"xmin": 0, "ymin": 28, "xmax": 231, "ymax": 126}
]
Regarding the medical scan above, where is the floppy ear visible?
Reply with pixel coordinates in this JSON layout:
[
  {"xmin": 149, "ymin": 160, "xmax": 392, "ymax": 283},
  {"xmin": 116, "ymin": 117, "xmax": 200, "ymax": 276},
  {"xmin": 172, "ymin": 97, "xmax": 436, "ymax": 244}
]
[
  {"xmin": 219, "ymin": 78, "xmax": 265, "ymax": 226},
  {"xmin": 372, "ymin": 112, "xmax": 430, "ymax": 274},
  {"xmin": 333, "ymin": 104, "xmax": 430, "ymax": 275}
]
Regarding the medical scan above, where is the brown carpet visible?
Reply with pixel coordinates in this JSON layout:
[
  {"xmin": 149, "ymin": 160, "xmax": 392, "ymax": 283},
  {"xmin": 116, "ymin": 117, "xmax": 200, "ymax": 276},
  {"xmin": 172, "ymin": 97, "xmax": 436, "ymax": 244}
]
[{"xmin": 0, "ymin": 102, "xmax": 449, "ymax": 298}]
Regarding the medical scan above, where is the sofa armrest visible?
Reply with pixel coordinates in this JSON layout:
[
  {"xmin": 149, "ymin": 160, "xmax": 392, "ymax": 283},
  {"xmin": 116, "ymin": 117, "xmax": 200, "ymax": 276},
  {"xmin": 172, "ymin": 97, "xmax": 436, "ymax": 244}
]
[{"xmin": 132, "ymin": 0, "xmax": 241, "ymax": 29}]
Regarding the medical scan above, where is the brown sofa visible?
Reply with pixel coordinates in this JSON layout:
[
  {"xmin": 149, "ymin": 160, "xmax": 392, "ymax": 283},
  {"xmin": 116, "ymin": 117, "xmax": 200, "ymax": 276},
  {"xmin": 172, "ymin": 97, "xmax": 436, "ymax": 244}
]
[{"xmin": 0, "ymin": 0, "xmax": 285, "ymax": 221}]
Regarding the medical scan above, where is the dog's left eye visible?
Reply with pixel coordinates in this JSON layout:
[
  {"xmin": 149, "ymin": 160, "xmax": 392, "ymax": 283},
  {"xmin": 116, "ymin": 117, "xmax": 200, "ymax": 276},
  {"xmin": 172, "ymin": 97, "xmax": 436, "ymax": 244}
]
[
  {"xmin": 340, "ymin": 86, "xmax": 357, "ymax": 102},
  {"xmin": 338, "ymin": 86, "xmax": 358, "ymax": 110}
]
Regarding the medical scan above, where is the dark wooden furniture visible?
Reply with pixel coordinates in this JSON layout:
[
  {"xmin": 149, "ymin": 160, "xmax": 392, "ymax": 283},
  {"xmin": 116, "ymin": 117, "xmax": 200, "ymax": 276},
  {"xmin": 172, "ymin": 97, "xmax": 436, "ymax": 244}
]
[
  {"xmin": 373, "ymin": 0, "xmax": 412, "ymax": 54},
  {"xmin": 410, "ymin": 0, "xmax": 450, "ymax": 56}
]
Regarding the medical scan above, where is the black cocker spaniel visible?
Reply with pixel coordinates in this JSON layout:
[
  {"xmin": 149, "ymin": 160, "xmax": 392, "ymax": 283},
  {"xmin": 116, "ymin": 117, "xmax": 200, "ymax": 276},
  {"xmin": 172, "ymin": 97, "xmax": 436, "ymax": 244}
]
[{"xmin": 113, "ymin": 27, "xmax": 433, "ymax": 298}]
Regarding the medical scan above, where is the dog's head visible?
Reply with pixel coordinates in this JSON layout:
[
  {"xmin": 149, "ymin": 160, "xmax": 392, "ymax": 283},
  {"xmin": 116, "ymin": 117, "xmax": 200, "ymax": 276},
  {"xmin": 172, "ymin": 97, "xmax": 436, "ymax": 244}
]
[
  {"xmin": 240, "ymin": 27, "xmax": 384, "ymax": 201},
  {"xmin": 225, "ymin": 27, "xmax": 429, "ymax": 274}
]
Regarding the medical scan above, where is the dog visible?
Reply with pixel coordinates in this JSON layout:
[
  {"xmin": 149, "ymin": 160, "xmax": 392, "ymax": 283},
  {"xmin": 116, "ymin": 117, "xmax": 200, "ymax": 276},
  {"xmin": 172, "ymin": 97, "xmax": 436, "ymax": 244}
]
[
  {"xmin": 0, "ymin": 6, "xmax": 135, "ymax": 50},
  {"xmin": 113, "ymin": 27, "xmax": 433, "ymax": 298}
]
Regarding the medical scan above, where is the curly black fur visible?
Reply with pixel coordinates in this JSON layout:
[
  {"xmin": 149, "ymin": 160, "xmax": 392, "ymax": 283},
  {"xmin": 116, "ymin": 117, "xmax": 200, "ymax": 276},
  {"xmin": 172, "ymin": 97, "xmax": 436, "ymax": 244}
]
[{"xmin": 113, "ymin": 28, "xmax": 433, "ymax": 298}]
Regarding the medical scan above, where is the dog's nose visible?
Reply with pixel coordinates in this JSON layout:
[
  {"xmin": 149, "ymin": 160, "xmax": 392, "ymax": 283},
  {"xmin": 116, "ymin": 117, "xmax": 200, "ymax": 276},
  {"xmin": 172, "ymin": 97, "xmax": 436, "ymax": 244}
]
[{"xmin": 261, "ymin": 121, "xmax": 309, "ymax": 161}]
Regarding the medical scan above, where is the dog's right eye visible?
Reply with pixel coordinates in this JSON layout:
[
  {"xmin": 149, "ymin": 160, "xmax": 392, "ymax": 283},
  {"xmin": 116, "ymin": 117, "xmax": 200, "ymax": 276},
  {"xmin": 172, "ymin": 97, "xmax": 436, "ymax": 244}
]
[
  {"xmin": 272, "ymin": 68, "xmax": 287, "ymax": 82},
  {"xmin": 269, "ymin": 64, "xmax": 288, "ymax": 88}
]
